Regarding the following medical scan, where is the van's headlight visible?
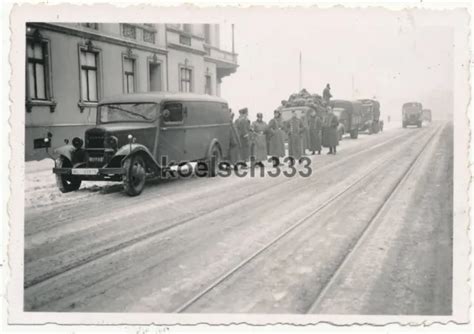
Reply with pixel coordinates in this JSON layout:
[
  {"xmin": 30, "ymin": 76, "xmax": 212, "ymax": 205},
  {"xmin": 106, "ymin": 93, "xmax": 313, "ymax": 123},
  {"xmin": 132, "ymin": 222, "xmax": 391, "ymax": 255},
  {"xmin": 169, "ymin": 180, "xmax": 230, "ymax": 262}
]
[
  {"xmin": 72, "ymin": 137, "xmax": 83, "ymax": 149},
  {"xmin": 107, "ymin": 136, "xmax": 118, "ymax": 150}
]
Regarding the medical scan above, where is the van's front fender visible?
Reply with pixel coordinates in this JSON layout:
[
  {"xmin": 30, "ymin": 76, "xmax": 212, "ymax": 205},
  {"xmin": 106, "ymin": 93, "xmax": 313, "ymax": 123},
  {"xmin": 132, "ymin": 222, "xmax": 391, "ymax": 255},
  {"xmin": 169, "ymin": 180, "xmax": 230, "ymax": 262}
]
[
  {"xmin": 54, "ymin": 145, "xmax": 78, "ymax": 164},
  {"xmin": 110, "ymin": 144, "xmax": 160, "ymax": 170}
]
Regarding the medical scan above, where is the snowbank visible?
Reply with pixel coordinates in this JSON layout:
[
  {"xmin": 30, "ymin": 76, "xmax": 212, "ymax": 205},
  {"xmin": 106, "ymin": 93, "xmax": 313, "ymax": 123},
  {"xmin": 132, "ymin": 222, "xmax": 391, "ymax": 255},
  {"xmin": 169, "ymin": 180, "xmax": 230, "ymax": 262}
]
[{"xmin": 25, "ymin": 158, "xmax": 121, "ymax": 211}]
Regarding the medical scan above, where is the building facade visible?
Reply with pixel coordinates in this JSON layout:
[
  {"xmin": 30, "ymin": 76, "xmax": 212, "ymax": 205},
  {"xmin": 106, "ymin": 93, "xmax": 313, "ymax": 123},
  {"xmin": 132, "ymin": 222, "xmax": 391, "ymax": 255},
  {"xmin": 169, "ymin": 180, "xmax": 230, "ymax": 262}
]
[{"xmin": 25, "ymin": 23, "xmax": 238, "ymax": 160}]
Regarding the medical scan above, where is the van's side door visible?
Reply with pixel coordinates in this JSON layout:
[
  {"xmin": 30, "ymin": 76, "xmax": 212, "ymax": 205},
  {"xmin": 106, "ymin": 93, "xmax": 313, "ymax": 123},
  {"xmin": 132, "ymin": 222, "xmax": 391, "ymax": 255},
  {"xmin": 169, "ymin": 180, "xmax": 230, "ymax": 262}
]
[
  {"xmin": 184, "ymin": 101, "xmax": 212, "ymax": 161},
  {"xmin": 157, "ymin": 101, "xmax": 186, "ymax": 166}
]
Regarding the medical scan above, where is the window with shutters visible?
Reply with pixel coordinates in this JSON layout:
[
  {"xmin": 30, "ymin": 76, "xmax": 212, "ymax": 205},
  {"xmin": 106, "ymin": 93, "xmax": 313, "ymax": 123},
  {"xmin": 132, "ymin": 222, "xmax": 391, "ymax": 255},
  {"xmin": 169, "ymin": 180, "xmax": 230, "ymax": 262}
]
[
  {"xmin": 179, "ymin": 67, "xmax": 193, "ymax": 93},
  {"xmin": 123, "ymin": 57, "xmax": 136, "ymax": 93},
  {"xmin": 26, "ymin": 40, "xmax": 50, "ymax": 100},
  {"xmin": 79, "ymin": 49, "xmax": 99, "ymax": 102}
]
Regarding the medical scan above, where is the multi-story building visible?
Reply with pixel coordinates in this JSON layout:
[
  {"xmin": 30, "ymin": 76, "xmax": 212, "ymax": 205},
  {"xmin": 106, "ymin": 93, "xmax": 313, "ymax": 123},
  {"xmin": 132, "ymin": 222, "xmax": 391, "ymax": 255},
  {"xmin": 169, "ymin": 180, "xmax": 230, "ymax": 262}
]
[{"xmin": 25, "ymin": 23, "xmax": 238, "ymax": 160}]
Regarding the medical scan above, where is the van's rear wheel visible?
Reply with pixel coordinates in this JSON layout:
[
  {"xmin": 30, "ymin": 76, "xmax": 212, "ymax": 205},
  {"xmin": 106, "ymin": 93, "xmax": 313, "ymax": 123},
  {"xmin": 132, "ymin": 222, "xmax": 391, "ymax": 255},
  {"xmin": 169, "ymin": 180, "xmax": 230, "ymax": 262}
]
[
  {"xmin": 208, "ymin": 144, "xmax": 222, "ymax": 177},
  {"xmin": 56, "ymin": 157, "xmax": 82, "ymax": 193},
  {"xmin": 123, "ymin": 154, "xmax": 146, "ymax": 196}
]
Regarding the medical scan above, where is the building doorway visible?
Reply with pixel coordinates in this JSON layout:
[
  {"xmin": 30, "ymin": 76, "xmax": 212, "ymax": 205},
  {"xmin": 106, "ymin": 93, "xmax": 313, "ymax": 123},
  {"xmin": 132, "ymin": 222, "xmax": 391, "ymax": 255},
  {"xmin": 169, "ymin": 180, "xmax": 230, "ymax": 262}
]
[{"xmin": 148, "ymin": 62, "xmax": 162, "ymax": 91}]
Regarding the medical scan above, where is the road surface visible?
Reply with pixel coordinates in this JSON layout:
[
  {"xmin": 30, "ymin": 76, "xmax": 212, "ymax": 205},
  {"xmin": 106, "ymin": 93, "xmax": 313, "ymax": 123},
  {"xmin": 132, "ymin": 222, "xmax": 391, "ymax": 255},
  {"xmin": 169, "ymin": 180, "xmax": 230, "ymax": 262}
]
[{"xmin": 24, "ymin": 122, "xmax": 453, "ymax": 314}]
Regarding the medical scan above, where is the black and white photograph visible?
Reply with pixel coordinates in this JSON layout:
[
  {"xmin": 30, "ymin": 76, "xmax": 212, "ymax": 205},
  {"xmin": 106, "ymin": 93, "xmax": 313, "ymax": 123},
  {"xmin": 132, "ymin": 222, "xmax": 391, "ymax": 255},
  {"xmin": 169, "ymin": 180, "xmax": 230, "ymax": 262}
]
[{"xmin": 3, "ymin": 1, "xmax": 472, "ymax": 330}]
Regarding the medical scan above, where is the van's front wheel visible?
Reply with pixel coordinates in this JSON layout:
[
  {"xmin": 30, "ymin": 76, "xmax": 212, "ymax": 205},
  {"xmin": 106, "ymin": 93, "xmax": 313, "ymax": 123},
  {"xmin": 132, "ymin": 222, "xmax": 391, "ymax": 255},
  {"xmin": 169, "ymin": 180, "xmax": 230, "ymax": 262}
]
[
  {"xmin": 123, "ymin": 154, "xmax": 146, "ymax": 196},
  {"xmin": 56, "ymin": 157, "xmax": 82, "ymax": 193}
]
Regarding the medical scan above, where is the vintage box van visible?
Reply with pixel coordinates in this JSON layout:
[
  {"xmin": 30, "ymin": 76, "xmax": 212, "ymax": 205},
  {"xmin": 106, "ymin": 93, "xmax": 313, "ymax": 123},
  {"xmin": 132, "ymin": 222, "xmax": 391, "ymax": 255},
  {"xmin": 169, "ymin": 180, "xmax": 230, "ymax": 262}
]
[{"xmin": 41, "ymin": 92, "xmax": 231, "ymax": 196}]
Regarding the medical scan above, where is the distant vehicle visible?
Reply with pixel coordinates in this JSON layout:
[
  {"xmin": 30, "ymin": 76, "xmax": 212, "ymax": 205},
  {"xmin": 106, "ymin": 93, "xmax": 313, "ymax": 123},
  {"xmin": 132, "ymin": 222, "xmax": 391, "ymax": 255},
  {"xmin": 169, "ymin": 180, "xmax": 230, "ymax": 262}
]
[
  {"xmin": 422, "ymin": 109, "xmax": 432, "ymax": 122},
  {"xmin": 358, "ymin": 99, "xmax": 382, "ymax": 134},
  {"xmin": 329, "ymin": 100, "xmax": 362, "ymax": 139},
  {"xmin": 36, "ymin": 92, "xmax": 231, "ymax": 196},
  {"xmin": 402, "ymin": 102, "xmax": 423, "ymax": 128}
]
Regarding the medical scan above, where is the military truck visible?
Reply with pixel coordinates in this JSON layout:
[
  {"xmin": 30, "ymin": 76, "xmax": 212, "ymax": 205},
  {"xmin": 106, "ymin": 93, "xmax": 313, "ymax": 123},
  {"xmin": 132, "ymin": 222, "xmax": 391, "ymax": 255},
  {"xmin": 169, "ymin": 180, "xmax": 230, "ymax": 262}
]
[
  {"xmin": 402, "ymin": 102, "xmax": 423, "ymax": 128},
  {"xmin": 422, "ymin": 108, "xmax": 432, "ymax": 123},
  {"xmin": 329, "ymin": 100, "xmax": 362, "ymax": 139},
  {"xmin": 358, "ymin": 99, "xmax": 381, "ymax": 134}
]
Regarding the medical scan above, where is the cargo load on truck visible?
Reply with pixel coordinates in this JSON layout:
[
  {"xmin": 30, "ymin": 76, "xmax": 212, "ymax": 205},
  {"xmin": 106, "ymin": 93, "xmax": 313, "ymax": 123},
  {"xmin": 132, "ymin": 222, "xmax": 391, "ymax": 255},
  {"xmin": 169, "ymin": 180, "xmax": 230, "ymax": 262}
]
[{"xmin": 279, "ymin": 88, "xmax": 327, "ymax": 113}]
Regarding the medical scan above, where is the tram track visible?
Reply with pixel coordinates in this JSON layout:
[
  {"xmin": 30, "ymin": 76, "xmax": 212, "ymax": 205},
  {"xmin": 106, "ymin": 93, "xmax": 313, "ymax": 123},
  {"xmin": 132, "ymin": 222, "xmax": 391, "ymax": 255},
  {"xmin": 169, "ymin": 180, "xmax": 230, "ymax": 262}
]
[
  {"xmin": 305, "ymin": 123, "xmax": 445, "ymax": 314},
  {"xmin": 173, "ymin": 124, "xmax": 443, "ymax": 313},
  {"xmin": 24, "ymin": 129, "xmax": 419, "ymax": 291}
]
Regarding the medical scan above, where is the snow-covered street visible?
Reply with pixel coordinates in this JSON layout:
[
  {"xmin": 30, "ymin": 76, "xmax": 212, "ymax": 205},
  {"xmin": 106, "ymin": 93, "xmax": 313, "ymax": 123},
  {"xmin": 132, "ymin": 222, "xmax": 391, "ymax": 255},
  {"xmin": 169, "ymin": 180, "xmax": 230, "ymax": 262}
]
[{"xmin": 23, "ymin": 122, "xmax": 453, "ymax": 314}]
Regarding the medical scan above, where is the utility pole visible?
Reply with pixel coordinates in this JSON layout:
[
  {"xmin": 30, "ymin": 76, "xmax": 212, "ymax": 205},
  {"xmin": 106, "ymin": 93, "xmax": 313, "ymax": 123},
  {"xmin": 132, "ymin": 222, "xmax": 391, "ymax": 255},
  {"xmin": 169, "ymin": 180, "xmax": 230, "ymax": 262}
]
[
  {"xmin": 299, "ymin": 51, "xmax": 302, "ymax": 91},
  {"xmin": 231, "ymin": 24, "xmax": 235, "ymax": 56}
]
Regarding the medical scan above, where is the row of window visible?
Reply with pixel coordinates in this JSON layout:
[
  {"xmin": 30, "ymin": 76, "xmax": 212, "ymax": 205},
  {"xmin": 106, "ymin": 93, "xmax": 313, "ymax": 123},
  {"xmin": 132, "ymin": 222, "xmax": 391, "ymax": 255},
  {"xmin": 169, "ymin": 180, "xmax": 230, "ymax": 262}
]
[
  {"xmin": 80, "ymin": 23, "xmax": 157, "ymax": 44},
  {"xmin": 80, "ymin": 23, "xmax": 215, "ymax": 47},
  {"xmin": 26, "ymin": 38, "xmax": 214, "ymax": 103}
]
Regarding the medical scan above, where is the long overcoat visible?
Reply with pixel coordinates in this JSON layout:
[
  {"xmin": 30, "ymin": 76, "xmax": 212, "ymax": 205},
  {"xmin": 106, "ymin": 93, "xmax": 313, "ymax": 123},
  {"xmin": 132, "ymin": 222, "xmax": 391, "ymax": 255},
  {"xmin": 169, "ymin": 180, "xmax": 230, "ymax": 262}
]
[
  {"xmin": 229, "ymin": 122, "xmax": 241, "ymax": 165},
  {"xmin": 235, "ymin": 116, "xmax": 251, "ymax": 161},
  {"xmin": 251, "ymin": 120, "xmax": 268, "ymax": 162},
  {"xmin": 301, "ymin": 115, "xmax": 310, "ymax": 151},
  {"xmin": 267, "ymin": 117, "xmax": 286, "ymax": 157},
  {"xmin": 286, "ymin": 117, "xmax": 305, "ymax": 160},
  {"xmin": 322, "ymin": 112, "xmax": 339, "ymax": 148},
  {"xmin": 307, "ymin": 114, "xmax": 322, "ymax": 152}
]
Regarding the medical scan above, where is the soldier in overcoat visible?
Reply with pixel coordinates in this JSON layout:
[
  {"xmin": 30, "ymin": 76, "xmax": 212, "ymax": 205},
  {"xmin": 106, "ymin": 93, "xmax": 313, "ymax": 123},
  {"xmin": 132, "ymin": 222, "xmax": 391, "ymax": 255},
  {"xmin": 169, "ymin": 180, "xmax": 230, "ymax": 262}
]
[
  {"xmin": 228, "ymin": 111, "xmax": 241, "ymax": 170},
  {"xmin": 321, "ymin": 106, "xmax": 339, "ymax": 154},
  {"xmin": 323, "ymin": 83, "xmax": 332, "ymax": 104},
  {"xmin": 267, "ymin": 109, "xmax": 286, "ymax": 167},
  {"xmin": 250, "ymin": 113, "xmax": 268, "ymax": 167},
  {"xmin": 234, "ymin": 108, "xmax": 251, "ymax": 167},
  {"xmin": 307, "ymin": 107, "xmax": 322, "ymax": 155},
  {"xmin": 285, "ymin": 110, "xmax": 305, "ymax": 163}
]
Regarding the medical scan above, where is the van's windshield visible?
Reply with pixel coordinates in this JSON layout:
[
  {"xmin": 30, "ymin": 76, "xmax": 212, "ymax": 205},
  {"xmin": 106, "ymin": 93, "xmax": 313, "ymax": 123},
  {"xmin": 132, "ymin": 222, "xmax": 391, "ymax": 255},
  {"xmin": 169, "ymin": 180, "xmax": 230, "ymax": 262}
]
[{"xmin": 99, "ymin": 103, "xmax": 158, "ymax": 123}]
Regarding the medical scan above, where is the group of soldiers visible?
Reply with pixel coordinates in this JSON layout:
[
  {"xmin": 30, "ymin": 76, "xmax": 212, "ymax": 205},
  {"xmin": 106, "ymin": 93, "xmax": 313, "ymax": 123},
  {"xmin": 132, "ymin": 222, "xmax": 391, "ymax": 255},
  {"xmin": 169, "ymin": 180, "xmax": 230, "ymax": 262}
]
[{"xmin": 227, "ymin": 103, "xmax": 340, "ymax": 170}]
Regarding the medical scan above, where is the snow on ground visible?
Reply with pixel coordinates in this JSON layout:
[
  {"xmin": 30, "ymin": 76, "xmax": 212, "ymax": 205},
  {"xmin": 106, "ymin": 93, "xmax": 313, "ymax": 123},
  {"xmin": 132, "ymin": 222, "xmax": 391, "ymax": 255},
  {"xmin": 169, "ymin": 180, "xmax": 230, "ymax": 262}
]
[{"xmin": 25, "ymin": 158, "xmax": 122, "ymax": 211}]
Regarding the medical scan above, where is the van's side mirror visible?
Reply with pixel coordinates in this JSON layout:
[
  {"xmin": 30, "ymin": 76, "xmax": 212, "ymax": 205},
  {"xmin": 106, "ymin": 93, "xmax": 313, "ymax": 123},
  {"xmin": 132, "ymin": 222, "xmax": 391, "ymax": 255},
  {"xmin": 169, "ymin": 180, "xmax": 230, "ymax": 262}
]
[{"xmin": 183, "ymin": 106, "xmax": 188, "ymax": 118}]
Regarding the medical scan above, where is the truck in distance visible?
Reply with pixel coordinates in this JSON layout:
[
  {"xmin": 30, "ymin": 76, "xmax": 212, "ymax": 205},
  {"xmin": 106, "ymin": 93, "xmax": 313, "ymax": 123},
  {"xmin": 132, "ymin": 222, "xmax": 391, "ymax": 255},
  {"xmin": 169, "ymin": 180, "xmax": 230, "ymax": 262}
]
[{"xmin": 402, "ymin": 102, "xmax": 423, "ymax": 128}]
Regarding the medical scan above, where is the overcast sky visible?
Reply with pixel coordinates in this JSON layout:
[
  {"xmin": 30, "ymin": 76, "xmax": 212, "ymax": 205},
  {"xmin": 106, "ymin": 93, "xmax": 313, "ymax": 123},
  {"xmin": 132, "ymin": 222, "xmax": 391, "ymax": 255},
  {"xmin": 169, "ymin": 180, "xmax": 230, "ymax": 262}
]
[{"xmin": 219, "ymin": 8, "xmax": 454, "ymax": 122}]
